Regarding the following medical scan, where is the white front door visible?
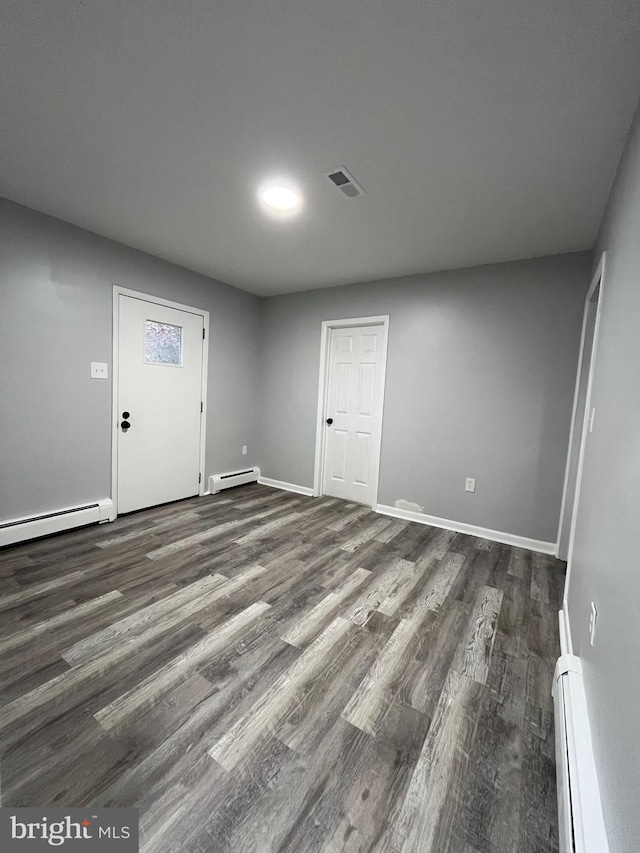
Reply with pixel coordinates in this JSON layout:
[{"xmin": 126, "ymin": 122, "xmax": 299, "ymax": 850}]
[
  {"xmin": 117, "ymin": 294, "xmax": 205, "ymax": 514},
  {"xmin": 322, "ymin": 323, "xmax": 387, "ymax": 505}
]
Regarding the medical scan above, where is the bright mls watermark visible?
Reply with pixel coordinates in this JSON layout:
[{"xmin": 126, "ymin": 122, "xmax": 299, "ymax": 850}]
[{"xmin": 0, "ymin": 809, "xmax": 138, "ymax": 851}]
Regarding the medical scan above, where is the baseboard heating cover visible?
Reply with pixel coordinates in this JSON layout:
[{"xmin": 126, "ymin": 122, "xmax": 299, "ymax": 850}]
[
  {"xmin": 0, "ymin": 499, "xmax": 114, "ymax": 547},
  {"xmin": 553, "ymin": 620, "xmax": 609, "ymax": 853},
  {"xmin": 209, "ymin": 467, "xmax": 259, "ymax": 494}
]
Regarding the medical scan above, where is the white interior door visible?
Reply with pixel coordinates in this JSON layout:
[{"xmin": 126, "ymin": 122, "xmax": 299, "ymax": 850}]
[
  {"xmin": 117, "ymin": 294, "xmax": 205, "ymax": 514},
  {"xmin": 322, "ymin": 323, "xmax": 387, "ymax": 505}
]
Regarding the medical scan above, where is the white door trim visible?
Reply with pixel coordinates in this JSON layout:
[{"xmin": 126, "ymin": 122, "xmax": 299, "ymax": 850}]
[
  {"xmin": 559, "ymin": 253, "xmax": 606, "ymax": 610},
  {"xmin": 555, "ymin": 286, "xmax": 593, "ymax": 556},
  {"xmin": 313, "ymin": 315, "xmax": 390, "ymax": 506},
  {"xmin": 111, "ymin": 286, "xmax": 209, "ymax": 519}
]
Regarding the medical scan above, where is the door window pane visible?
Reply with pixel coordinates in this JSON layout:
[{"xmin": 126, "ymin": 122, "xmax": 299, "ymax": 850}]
[{"xmin": 144, "ymin": 320, "xmax": 182, "ymax": 365}]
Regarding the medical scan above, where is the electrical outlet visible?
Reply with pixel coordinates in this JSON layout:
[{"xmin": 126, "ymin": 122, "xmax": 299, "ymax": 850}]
[
  {"xmin": 90, "ymin": 362, "xmax": 108, "ymax": 379},
  {"xmin": 242, "ymin": 445, "xmax": 247, "ymax": 455},
  {"xmin": 589, "ymin": 602, "xmax": 598, "ymax": 646},
  {"xmin": 465, "ymin": 478, "xmax": 476, "ymax": 493}
]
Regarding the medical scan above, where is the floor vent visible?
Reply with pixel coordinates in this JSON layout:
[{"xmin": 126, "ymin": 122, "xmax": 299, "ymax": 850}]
[
  {"xmin": 209, "ymin": 467, "xmax": 259, "ymax": 494},
  {"xmin": 553, "ymin": 636, "xmax": 609, "ymax": 853},
  {"xmin": 0, "ymin": 499, "xmax": 113, "ymax": 547},
  {"xmin": 326, "ymin": 167, "xmax": 365, "ymax": 199}
]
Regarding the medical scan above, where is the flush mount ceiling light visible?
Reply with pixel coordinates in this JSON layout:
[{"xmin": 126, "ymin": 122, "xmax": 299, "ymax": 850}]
[
  {"xmin": 261, "ymin": 185, "xmax": 300, "ymax": 210},
  {"xmin": 257, "ymin": 179, "xmax": 303, "ymax": 218}
]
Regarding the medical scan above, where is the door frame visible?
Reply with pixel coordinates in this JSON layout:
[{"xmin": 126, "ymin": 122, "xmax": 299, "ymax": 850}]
[
  {"xmin": 557, "ymin": 252, "xmax": 606, "ymax": 615},
  {"xmin": 111, "ymin": 286, "xmax": 210, "ymax": 518},
  {"xmin": 312, "ymin": 315, "xmax": 390, "ymax": 507}
]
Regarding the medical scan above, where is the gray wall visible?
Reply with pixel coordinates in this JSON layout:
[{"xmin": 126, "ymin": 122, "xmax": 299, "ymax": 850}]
[
  {"xmin": 566, "ymin": 102, "xmax": 640, "ymax": 852},
  {"xmin": 0, "ymin": 199, "xmax": 261, "ymax": 522},
  {"xmin": 258, "ymin": 252, "xmax": 590, "ymax": 543}
]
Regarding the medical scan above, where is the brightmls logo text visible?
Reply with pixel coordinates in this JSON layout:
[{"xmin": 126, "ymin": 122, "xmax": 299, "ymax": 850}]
[
  {"xmin": 11, "ymin": 815, "xmax": 93, "ymax": 845},
  {"xmin": 0, "ymin": 809, "xmax": 138, "ymax": 851}
]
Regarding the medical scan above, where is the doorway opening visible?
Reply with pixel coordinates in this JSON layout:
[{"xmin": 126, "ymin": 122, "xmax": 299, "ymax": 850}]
[{"xmin": 557, "ymin": 253, "xmax": 606, "ymax": 623}]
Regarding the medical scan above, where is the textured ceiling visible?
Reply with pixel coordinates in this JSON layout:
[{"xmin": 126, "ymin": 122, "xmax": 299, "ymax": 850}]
[{"xmin": 2, "ymin": 0, "xmax": 640, "ymax": 295}]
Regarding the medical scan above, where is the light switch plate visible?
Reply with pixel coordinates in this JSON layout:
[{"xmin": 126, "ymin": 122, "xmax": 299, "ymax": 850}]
[{"xmin": 91, "ymin": 362, "xmax": 109, "ymax": 379}]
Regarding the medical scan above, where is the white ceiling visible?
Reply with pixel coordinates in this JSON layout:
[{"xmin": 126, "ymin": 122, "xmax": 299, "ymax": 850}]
[{"xmin": 2, "ymin": 1, "xmax": 640, "ymax": 296}]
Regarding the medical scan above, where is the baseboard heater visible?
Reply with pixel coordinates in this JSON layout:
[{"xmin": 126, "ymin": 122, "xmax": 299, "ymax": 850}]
[
  {"xmin": 209, "ymin": 467, "xmax": 259, "ymax": 494},
  {"xmin": 553, "ymin": 615, "xmax": 609, "ymax": 853},
  {"xmin": 0, "ymin": 499, "xmax": 113, "ymax": 548}
]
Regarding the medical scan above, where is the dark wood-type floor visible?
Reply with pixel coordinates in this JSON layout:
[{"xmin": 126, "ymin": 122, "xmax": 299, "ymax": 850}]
[{"xmin": 0, "ymin": 485, "xmax": 564, "ymax": 852}]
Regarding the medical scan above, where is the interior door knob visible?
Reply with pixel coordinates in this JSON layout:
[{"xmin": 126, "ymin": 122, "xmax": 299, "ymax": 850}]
[
  {"xmin": 326, "ymin": 417, "xmax": 333, "ymax": 425},
  {"xmin": 121, "ymin": 420, "xmax": 131, "ymax": 430}
]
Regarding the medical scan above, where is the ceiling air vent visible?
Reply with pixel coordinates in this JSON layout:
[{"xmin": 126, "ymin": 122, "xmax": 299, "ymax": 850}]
[{"xmin": 326, "ymin": 167, "xmax": 365, "ymax": 199}]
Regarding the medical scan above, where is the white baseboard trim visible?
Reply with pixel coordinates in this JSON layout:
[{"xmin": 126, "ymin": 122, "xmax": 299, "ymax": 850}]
[
  {"xmin": 375, "ymin": 504, "xmax": 556, "ymax": 555},
  {"xmin": 258, "ymin": 477, "xmax": 315, "ymax": 497},
  {"xmin": 0, "ymin": 499, "xmax": 114, "ymax": 548}
]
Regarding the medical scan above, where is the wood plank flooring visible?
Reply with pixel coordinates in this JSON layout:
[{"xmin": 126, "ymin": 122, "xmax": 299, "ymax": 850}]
[{"xmin": 0, "ymin": 485, "xmax": 564, "ymax": 852}]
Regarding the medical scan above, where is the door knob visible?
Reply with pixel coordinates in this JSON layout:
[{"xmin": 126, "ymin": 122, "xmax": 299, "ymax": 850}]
[
  {"xmin": 121, "ymin": 420, "xmax": 131, "ymax": 430},
  {"xmin": 326, "ymin": 417, "xmax": 334, "ymax": 425}
]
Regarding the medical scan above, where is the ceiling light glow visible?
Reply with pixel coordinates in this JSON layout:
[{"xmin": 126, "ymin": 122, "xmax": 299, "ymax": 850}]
[{"xmin": 260, "ymin": 185, "xmax": 300, "ymax": 211}]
